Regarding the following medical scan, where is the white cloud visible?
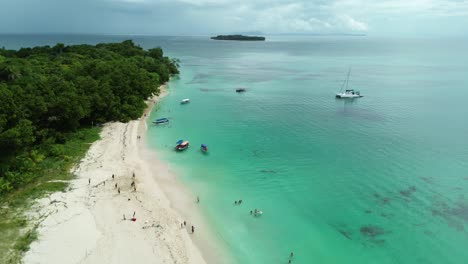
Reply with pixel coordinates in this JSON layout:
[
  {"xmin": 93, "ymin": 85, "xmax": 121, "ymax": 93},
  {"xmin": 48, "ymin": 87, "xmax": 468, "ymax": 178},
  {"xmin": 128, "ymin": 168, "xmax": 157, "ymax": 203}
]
[
  {"xmin": 2, "ymin": 0, "xmax": 467, "ymax": 35},
  {"xmin": 338, "ymin": 15, "xmax": 368, "ymax": 31}
]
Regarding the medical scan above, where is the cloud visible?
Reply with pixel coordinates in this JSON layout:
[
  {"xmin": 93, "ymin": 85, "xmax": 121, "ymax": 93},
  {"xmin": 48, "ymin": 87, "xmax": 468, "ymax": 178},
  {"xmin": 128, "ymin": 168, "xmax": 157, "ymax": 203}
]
[{"xmin": 0, "ymin": 0, "xmax": 467, "ymax": 35}]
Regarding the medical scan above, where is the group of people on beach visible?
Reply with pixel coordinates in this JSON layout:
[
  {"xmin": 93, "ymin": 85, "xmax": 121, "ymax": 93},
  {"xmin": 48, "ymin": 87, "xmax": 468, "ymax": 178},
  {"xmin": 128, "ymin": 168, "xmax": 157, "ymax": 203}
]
[{"xmin": 180, "ymin": 220, "xmax": 195, "ymax": 234}]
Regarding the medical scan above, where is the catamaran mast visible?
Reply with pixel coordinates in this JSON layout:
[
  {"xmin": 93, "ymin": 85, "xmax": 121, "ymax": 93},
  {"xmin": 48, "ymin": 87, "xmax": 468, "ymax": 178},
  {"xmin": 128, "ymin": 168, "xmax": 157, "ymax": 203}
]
[{"xmin": 345, "ymin": 68, "xmax": 351, "ymax": 91}]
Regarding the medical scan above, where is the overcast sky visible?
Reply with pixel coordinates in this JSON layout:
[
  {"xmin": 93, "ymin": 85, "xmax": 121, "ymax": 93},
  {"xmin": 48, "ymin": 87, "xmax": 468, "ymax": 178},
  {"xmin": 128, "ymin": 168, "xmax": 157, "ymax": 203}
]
[{"xmin": 1, "ymin": 0, "xmax": 467, "ymax": 36}]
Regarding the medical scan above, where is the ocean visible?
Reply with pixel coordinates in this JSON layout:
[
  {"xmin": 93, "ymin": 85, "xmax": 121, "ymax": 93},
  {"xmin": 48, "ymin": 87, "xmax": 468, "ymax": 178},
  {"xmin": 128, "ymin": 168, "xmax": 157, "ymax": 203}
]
[{"xmin": 2, "ymin": 34, "xmax": 468, "ymax": 263}]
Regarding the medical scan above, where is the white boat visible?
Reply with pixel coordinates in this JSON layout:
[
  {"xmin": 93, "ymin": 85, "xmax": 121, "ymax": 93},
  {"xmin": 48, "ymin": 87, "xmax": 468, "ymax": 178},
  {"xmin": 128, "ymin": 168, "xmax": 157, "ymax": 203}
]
[
  {"xmin": 336, "ymin": 69, "xmax": 363, "ymax": 99},
  {"xmin": 181, "ymin": 98, "xmax": 190, "ymax": 104}
]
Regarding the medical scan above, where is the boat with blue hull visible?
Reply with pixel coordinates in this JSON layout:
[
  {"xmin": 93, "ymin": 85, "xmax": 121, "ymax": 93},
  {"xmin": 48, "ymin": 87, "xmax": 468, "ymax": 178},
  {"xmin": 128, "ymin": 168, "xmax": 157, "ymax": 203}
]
[
  {"xmin": 153, "ymin": 118, "xmax": 169, "ymax": 125},
  {"xmin": 201, "ymin": 144, "xmax": 208, "ymax": 153}
]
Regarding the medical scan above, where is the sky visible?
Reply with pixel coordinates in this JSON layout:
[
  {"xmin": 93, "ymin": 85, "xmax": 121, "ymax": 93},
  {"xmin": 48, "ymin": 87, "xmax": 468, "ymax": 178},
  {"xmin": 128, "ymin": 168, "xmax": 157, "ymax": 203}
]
[{"xmin": 0, "ymin": 0, "xmax": 467, "ymax": 36}]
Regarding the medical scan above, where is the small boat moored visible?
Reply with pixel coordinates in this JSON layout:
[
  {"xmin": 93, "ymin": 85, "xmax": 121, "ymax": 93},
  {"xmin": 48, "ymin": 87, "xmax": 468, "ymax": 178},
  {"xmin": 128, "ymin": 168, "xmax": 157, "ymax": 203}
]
[
  {"xmin": 181, "ymin": 98, "xmax": 190, "ymax": 104},
  {"xmin": 153, "ymin": 118, "xmax": 169, "ymax": 125},
  {"xmin": 200, "ymin": 144, "xmax": 208, "ymax": 152},
  {"xmin": 235, "ymin": 88, "xmax": 246, "ymax": 93},
  {"xmin": 175, "ymin": 140, "xmax": 189, "ymax": 151}
]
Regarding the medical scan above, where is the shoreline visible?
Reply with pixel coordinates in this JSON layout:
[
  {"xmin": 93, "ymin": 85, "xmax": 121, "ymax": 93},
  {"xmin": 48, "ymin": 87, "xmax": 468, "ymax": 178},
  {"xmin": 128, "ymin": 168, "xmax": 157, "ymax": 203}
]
[
  {"xmin": 140, "ymin": 93, "xmax": 232, "ymax": 263},
  {"xmin": 23, "ymin": 85, "xmax": 211, "ymax": 264}
]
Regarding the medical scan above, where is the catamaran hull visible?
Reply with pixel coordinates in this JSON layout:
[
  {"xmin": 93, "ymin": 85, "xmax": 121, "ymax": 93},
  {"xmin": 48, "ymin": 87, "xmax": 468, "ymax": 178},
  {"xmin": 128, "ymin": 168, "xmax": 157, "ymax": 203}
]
[{"xmin": 336, "ymin": 94, "xmax": 363, "ymax": 99}]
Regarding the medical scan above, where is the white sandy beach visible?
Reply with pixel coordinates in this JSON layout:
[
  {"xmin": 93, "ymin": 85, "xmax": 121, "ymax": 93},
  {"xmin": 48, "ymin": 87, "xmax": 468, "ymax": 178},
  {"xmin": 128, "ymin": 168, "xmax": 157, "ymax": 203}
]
[{"xmin": 23, "ymin": 87, "xmax": 209, "ymax": 264}]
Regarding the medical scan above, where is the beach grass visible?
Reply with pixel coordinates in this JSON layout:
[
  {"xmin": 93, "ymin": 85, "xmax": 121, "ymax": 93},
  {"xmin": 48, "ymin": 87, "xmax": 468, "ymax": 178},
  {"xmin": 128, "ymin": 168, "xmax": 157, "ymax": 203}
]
[{"xmin": 0, "ymin": 127, "xmax": 101, "ymax": 263}]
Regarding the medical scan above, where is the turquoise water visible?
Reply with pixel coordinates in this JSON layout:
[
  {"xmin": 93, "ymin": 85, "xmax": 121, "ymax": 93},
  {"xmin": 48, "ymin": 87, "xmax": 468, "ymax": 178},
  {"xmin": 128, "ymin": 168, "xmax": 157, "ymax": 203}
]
[{"xmin": 2, "ymin": 35, "xmax": 468, "ymax": 263}]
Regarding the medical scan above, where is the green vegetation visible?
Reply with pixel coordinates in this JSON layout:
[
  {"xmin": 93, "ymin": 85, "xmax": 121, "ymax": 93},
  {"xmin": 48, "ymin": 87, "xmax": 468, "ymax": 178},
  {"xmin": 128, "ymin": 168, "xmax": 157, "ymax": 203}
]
[
  {"xmin": 210, "ymin": 35, "xmax": 266, "ymax": 41},
  {"xmin": 0, "ymin": 40, "xmax": 178, "ymax": 262},
  {"xmin": 0, "ymin": 127, "xmax": 100, "ymax": 263}
]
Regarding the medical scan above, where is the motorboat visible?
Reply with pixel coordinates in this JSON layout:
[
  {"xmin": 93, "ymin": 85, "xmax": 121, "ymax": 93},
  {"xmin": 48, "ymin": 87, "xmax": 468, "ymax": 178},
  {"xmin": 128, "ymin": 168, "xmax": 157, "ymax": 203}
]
[
  {"xmin": 336, "ymin": 68, "xmax": 363, "ymax": 99},
  {"xmin": 175, "ymin": 140, "xmax": 189, "ymax": 151},
  {"xmin": 181, "ymin": 98, "xmax": 190, "ymax": 104},
  {"xmin": 200, "ymin": 144, "xmax": 208, "ymax": 152},
  {"xmin": 253, "ymin": 209, "xmax": 263, "ymax": 217},
  {"xmin": 236, "ymin": 88, "xmax": 246, "ymax": 93},
  {"xmin": 153, "ymin": 118, "xmax": 169, "ymax": 124}
]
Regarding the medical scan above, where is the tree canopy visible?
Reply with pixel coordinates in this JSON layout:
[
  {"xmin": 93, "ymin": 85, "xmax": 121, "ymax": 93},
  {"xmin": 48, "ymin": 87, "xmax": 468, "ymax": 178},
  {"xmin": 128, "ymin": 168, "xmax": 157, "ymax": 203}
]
[{"xmin": 0, "ymin": 40, "xmax": 178, "ymax": 194}]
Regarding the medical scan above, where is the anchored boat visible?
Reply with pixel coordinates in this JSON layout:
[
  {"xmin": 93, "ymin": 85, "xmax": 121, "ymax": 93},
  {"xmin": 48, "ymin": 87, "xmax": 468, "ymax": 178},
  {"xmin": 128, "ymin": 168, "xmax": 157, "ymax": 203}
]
[
  {"xmin": 181, "ymin": 98, "xmax": 190, "ymax": 104},
  {"xmin": 236, "ymin": 88, "xmax": 246, "ymax": 93},
  {"xmin": 335, "ymin": 69, "xmax": 363, "ymax": 99},
  {"xmin": 175, "ymin": 140, "xmax": 189, "ymax": 151},
  {"xmin": 153, "ymin": 118, "xmax": 169, "ymax": 125}
]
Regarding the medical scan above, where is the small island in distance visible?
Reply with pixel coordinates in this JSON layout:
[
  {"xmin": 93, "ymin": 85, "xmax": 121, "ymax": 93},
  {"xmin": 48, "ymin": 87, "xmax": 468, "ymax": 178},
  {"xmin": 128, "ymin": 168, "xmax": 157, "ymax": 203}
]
[{"xmin": 211, "ymin": 35, "xmax": 266, "ymax": 41}]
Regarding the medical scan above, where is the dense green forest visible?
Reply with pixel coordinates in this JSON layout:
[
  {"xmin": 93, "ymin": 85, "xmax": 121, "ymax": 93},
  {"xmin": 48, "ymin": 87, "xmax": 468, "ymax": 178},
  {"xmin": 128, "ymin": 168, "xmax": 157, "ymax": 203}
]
[{"xmin": 0, "ymin": 40, "xmax": 179, "ymax": 195}]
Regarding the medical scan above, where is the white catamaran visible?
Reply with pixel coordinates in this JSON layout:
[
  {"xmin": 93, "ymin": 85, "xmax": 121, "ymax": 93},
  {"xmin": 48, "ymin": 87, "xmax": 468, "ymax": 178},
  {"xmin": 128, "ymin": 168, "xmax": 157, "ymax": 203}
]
[{"xmin": 336, "ymin": 68, "xmax": 363, "ymax": 99}]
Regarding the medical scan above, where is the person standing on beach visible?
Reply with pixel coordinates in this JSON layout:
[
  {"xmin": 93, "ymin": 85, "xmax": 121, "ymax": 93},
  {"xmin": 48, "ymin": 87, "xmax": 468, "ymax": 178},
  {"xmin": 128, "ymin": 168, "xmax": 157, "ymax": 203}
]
[
  {"xmin": 115, "ymin": 183, "xmax": 118, "ymax": 188},
  {"xmin": 133, "ymin": 172, "xmax": 135, "ymax": 178},
  {"xmin": 118, "ymin": 187, "xmax": 121, "ymax": 194},
  {"xmin": 88, "ymin": 178, "xmax": 90, "ymax": 185},
  {"xmin": 191, "ymin": 226, "xmax": 195, "ymax": 233},
  {"xmin": 112, "ymin": 174, "xmax": 114, "ymax": 180}
]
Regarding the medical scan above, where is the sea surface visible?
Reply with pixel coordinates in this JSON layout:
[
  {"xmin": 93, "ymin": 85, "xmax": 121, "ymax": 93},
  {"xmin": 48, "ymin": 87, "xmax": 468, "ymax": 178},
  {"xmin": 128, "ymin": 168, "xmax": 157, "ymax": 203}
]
[{"xmin": 2, "ymin": 34, "xmax": 468, "ymax": 264}]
